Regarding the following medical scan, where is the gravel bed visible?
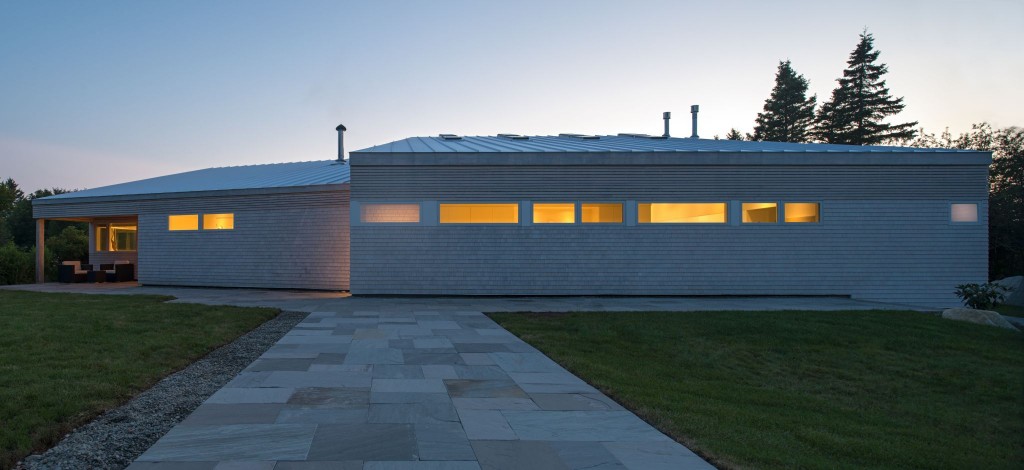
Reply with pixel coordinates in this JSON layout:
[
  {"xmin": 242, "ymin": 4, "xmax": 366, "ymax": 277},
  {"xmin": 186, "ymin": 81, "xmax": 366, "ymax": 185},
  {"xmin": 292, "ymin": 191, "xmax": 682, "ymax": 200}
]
[{"xmin": 16, "ymin": 310, "xmax": 309, "ymax": 470}]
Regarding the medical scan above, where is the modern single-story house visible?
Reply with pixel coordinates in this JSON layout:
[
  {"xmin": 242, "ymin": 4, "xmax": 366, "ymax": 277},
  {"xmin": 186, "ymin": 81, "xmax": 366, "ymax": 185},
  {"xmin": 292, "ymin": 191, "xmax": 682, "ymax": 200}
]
[{"xmin": 33, "ymin": 124, "xmax": 991, "ymax": 307}]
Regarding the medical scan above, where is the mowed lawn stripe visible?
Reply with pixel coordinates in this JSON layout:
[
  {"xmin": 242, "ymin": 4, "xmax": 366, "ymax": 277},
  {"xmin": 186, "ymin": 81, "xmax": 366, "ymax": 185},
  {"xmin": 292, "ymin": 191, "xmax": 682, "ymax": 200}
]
[
  {"xmin": 0, "ymin": 291, "xmax": 279, "ymax": 468},
  {"xmin": 488, "ymin": 310, "xmax": 1024, "ymax": 470}
]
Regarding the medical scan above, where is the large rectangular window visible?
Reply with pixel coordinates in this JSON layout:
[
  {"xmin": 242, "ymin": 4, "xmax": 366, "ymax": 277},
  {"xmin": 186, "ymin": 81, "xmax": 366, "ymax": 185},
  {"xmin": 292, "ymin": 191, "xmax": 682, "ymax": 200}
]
[
  {"xmin": 203, "ymin": 213, "xmax": 234, "ymax": 230},
  {"xmin": 168, "ymin": 214, "xmax": 199, "ymax": 231},
  {"xmin": 440, "ymin": 203, "xmax": 519, "ymax": 224},
  {"xmin": 742, "ymin": 203, "xmax": 778, "ymax": 223},
  {"xmin": 533, "ymin": 203, "xmax": 575, "ymax": 224},
  {"xmin": 638, "ymin": 203, "xmax": 727, "ymax": 223},
  {"xmin": 784, "ymin": 203, "xmax": 820, "ymax": 223},
  {"xmin": 96, "ymin": 223, "xmax": 137, "ymax": 251},
  {"xmin": 951, "ymin": 203, "xmax": 978, "ymax": 223},
  {"xmin": 581, "ymin": 203, "xmax": 623, "ymax": 223},
  {"xmin": 361, "ymin": 204, "xmax": 421, "ymax": 223}
]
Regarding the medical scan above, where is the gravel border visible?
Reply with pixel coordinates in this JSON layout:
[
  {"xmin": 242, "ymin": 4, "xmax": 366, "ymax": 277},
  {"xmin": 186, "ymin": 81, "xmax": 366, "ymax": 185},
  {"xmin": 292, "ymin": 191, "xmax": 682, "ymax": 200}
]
[{"xmin": 16, "ymin": 310, "xmax": 309, "ymax": 470}]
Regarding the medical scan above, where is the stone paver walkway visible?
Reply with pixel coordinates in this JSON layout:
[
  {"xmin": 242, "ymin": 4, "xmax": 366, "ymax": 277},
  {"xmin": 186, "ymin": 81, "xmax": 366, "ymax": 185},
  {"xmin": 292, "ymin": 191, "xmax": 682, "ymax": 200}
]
[
  {"xmin": 7, "ymin": 283, "xmax": 929, "ymax": 469},
  {"xmin": 129, "ymin": 304, "xmax": 714, "ymax": 469}
]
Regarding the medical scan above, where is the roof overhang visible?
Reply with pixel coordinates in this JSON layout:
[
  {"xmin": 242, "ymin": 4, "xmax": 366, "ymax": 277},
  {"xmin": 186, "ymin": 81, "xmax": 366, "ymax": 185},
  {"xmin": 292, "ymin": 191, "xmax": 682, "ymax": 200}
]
[{"xmin": 33, "ymin": 182, "xmax": 349, "ymax": 206}]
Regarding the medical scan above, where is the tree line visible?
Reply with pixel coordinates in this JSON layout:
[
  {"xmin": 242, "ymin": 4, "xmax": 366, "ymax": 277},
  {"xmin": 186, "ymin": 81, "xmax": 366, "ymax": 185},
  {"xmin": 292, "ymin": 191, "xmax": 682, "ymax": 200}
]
[
  {"xmin": 723, "ymin": 29, "xmax": 1021, "ymax": 280},
  {"xmin": 0, "ymin": 181, "xmax": 87, "ymax": 284}
]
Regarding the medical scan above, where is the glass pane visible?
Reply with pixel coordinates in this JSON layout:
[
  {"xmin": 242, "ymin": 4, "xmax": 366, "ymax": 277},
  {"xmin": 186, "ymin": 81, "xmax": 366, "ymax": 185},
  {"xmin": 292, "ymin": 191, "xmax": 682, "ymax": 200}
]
[
  {"xmin": 203, "ymin": 213, "xmax": 234, "ymax": 230},
  {"xmin": 784, "ymin": 203, "xmax": 820, "ymax": 223},
  {"xmin": 110, "ymin": 224, "xmax": 137, "ymax": 251},
  {"xmin": 581, "ymin": 203, "xmax": 623, "ymax": 223},
  {"xmin": 533, "ymin": 203, "xmax": 575, "ymax": 224},
  {"xmin": 440, "ymin": 204, "xmax": 519, "ymax": 224},
  {"xmin": 951, "ymin": 203, "xmax": 978, "ymax": 223},
  {"xmin": 96, "ymin": 226, "xmax": 109, "ymax": 251},
  {"xmin": 742, "ymin": 203, "xmax": 778, "ymax": 223},
  {"xmin": 638, "ymin": 203, "xmax": 727, "ymax": 223},
  {"xmin": 361, "ymin": 204, "xmax": 420, "ymax": 223},
  {"xmin": 168, "ymin": 215, "xmax": 199, "ymax": 231}
]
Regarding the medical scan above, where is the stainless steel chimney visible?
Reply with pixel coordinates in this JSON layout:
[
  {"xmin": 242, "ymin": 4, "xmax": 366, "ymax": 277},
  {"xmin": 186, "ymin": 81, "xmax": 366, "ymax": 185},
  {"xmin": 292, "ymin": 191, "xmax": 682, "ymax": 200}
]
[
  {"xmin": 690, "ymin": 105, "xmax": 699, "ymax": 139},
  {"xmin": 336, "ymin": 124, "xmax": 347, "ymax": 161},
  {"xmin": 663, "ymin": 112, "xmax": 671, "ymax": 138}
]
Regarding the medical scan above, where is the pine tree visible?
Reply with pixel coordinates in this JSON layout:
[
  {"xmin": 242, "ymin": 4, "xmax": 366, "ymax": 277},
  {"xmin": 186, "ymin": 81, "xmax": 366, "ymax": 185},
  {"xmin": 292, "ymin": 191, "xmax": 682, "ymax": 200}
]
[
  {"xmin": 752, "ymin": 60, "xmax": 816, "ymax": 142},
  {"xmin": 724, "ymin": 128, "xmax": 745, "ymax": 141},
  {"xmin": 814, "ymin": 31, "xmax": 917, "ymax": 145}
]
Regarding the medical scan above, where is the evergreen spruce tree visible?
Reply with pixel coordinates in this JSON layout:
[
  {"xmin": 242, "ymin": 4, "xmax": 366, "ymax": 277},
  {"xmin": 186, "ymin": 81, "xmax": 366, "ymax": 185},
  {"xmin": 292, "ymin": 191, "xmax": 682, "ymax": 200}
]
[
  {"xmin": 724, "ymin": 128, "xmax": 745, "ymax": 140},
  {"xmin": 752, "ymin": 60, "xmax": 816, "ymax": 142},
  {"xmin": 814, "ymin": 30, "xmax": 917, "ymax": 145}
]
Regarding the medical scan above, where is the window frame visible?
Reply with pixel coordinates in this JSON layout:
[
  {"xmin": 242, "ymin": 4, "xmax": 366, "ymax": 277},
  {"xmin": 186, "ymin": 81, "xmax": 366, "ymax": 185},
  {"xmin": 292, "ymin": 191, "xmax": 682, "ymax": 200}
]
[
  {"xmin": 949, "ymin": 202, "xmax": 981, "ymax": 225},
  {"xmin": 532, "ymin": 202, "xmax": 577, "ymax": 225},
  {"xmin": 580, "ymin": 202, "xmax": 625, "ymax": 225},
  {"xmin": 782, "ymin": 202, "xmax": 822, "ymax": 224},
  {"xmin": 740, "ymin": 202, "xmax": 780, "ymax": 224},
  {"xmin": 438, "ymin": 202, "xmax": 521, "ymax": 225},
  {"xmin": 358, "ymin": 202, "xmax": 423, "ymax": 225},
  {"xmin": 168, "ymin": 214, "xmax": 200, "ymax": 231},
  {"xmin": 637, "ymin": 202, "xmax": 730, "ymax": 224},
  {"xmin": 202, "ymin": 213, "xmax": 235, "ymax": 230}
]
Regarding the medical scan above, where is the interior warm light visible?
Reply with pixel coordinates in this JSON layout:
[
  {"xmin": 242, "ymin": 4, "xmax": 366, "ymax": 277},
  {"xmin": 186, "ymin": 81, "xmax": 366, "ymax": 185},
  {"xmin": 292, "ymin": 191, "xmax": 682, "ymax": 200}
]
[
  {"xmin": 533, "ymin": 203, "xmax": 575, "ymax": 224},
  {"xmin": 581, "ymin": 203, "xmax": 623, "ymax": 223},
  {"xmin": 203, "ymin": 213, "xmax": 234, "ymax": 230},
  {"xmin": 168, "ymin": 214, "xmax": 199, "ymax": 231},
  {"xmin": 109, "ymin": 224, "xmax": 137, "ymax": 251},
  {"xmin": 361, "ymin": 204, "xmax": 420, "ymax": 223},
  {"xmin": 742, "ymin": 203, "xmax": 778, "ymax": 223},
  {"xmin": 784, "ymin": 203, "xmax": 820, "ymax": 223},
  {"xmin": 638, "ymin": 203, "xmax": 727, "ymax": 223},
  {"xmin": 951, "ymin": 203, "xmax": 978, "ymax": 223},
  {"xmin": 440, "ymin": 203, "xmax": 519, "ymax": 223}
]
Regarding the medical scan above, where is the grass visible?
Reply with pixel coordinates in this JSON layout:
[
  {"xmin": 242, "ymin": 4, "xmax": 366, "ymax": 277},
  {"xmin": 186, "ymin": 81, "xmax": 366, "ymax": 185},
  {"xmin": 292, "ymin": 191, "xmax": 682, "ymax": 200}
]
[
  {"xmin": 489, "ymin": 310, "xmax": 1024, "ymax": 470},
  {"xmin": 0, "ymin": 291, "xmax": 279, "ymax": 468},
  {"xmin": 994, "ymin": 303, "xmax": 1024, "ymax": 318}
]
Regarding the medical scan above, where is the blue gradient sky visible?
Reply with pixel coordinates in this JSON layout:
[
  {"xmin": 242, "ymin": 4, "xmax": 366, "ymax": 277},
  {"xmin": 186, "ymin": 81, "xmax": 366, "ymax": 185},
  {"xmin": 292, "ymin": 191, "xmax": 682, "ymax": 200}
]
[{"xmin": 2, "ymin": 0, "xmax": 1021, "ymax": 192}]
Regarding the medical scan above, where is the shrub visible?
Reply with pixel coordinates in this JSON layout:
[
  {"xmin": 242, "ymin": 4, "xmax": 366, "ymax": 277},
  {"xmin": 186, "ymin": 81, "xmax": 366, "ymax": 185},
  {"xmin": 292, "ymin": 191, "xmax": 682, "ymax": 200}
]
[
  {"xmin": 954, "ymin": 283, "xmax": 1007, "ymax": 310},
  {"xmin": 0, "ymin": 242, "xmax": 34, "ymax": 285}
]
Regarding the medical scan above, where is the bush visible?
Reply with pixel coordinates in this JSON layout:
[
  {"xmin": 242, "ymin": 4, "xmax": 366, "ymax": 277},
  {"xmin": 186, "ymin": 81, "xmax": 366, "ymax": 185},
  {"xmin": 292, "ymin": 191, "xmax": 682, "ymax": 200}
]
[
  {"xmin": 954, "ymin": 283, "xmax": 1007, "ymax": 310},
  {"xmin": 0, "ymin": 242, "xmax": 34, "ymax": 285}
]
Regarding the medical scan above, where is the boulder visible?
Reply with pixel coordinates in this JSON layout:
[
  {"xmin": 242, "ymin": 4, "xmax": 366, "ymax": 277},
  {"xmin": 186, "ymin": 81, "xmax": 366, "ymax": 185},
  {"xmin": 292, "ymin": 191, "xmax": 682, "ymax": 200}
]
[
  {"xmin": 941, "ymin": 307, "xmax": 1018, "ymax": 331},
  {"xmin": 993, "ymin": 276, "xmax": 1024, "ymax": 306}
]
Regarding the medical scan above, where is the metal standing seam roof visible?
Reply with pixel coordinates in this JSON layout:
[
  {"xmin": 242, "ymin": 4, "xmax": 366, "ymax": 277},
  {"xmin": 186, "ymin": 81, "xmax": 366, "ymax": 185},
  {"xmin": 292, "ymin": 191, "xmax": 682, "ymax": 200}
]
[
  {"xmin": 352, "ymin": 135, "xmax": 978, "ymax": 154},
  {"xmin": 40, "ymin": 160, "xmax": 350, "ymax": 201}
]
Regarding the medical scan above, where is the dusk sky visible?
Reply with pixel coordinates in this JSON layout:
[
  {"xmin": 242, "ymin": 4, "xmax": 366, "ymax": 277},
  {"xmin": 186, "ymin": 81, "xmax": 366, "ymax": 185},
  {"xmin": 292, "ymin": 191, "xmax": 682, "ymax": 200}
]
[{"xmin": 1, "ymin": 0, "xmax": 1021, "ymax": 192}]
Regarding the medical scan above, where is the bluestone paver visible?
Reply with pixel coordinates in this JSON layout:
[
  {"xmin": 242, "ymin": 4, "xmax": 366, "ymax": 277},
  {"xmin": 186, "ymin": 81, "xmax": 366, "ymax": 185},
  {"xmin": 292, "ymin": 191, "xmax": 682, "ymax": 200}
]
[{"xmin": 102, "ymin": 291, "xmax": 887, "ymax": 468}]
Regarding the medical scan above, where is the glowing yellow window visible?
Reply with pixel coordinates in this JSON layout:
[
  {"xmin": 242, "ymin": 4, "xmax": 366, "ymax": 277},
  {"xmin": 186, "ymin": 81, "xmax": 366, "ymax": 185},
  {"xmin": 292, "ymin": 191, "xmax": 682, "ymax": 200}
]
[
  {"xmin": 784, "ymin": 203, "xmax": 820, "ymax": 223},
  {"xmin": 581, "ymin": 203, "xmax": 623, "ymax": 223},
  {"xmin": 440, "ymin": 204, "xmax": 519, "ymax": 224},
  {"xmin": 533, "ymin": 203, "xmax": 575, "ymax": 224},
  {"xmin": 638, "ymin": 203, "xmax": 727, "ymax": 223},
  {"xmin": 360, "ymin": 204, "xmax": 420, "ymax": 223},
  {"xmin": 742, "ymin": 203, "xmax": 778, "ymax": 223},
  {"xmin": 203, "ymin": 213, "xmax": 234, "ymax": 230},
  {"xmin": 168, "ymin": 214, "xmax": 199, "ymax": 231}
]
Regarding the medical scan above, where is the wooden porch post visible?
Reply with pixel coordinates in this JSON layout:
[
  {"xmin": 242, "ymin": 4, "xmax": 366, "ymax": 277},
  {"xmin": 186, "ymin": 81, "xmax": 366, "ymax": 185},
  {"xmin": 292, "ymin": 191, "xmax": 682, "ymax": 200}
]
[{"xmin": 35, "ymin": 219, "xmax": 45, "ymax": 283}]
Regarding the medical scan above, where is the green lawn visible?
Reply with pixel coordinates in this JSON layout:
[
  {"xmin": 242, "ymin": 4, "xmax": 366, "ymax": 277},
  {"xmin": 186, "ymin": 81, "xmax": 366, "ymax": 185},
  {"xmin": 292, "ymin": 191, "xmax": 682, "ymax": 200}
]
[
  {"xmin": 0, "ymin": 291, "xmax": 279, "ymax": 468},
  {"xmin": 489, "ymin": 310, "xmax": 1024, "ymax": 470},
  {"xmin": 995, "ymin": 303, "xmax": 1024, "ymax": 318}
]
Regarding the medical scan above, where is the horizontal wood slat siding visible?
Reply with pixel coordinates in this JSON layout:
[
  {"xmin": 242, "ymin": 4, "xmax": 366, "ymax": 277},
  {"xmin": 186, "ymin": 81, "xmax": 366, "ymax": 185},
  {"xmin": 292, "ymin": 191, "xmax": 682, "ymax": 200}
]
[
  {"xmin": 351, "ymin": 160, "xmax": 988, "ymax": 307},
  {"xmin": 351, "ymin": 166, "xmax": 987, "ymax": 200},
  {"xmin": 37, "ymin": 189, "xmax": 349, "ymax": 290}
]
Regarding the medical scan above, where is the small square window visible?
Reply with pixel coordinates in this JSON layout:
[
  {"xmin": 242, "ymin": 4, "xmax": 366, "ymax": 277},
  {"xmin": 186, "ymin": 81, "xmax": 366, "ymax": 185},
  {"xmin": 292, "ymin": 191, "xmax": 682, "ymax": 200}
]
[
  {"xmin": 168, "ymin": 214, "xmax": 199, "ymax": 231},
  {"xmin": 203, "ymin": 213, "xmax": 234, "ymax": 230},
  {"xmin": 533, "ymin": 203, "xmax": 575, "ymax": 224},
  {"xmin": 784, "ymin": 203, "xmax": 819, "ymax": 223},
  {"xmin": 951, "ymin": 203, "xmax": 978, "ymax": 223},
  {"xmin": 742, "ymin": 203, "xmax": 778, "ymax": 223}
]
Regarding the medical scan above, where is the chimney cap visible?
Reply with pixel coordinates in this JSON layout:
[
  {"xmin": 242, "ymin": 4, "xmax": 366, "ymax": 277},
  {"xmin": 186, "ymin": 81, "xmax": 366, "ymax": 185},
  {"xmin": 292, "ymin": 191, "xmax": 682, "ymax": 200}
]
[{"xmin": 336, "ymin": 124, "xmax": 347, "ymax": 131}]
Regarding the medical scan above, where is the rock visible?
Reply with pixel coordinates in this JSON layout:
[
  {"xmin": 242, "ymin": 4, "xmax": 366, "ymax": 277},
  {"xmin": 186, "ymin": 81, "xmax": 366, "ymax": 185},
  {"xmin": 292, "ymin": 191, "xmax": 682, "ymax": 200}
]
[
  {"xmin": 993, "ymin": 276, "xmax": 1024, "ymax": 307},
  {"xmin": 941, "ymin": 307, "xmax": 1019, "ymax": 331}
]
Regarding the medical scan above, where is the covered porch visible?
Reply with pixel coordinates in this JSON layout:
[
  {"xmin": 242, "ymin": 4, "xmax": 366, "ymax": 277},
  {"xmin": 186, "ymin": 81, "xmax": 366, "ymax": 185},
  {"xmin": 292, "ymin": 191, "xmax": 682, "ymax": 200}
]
[{"xmin": 35, "ymin": 215, "xmax": 138, "ymax": 283}]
